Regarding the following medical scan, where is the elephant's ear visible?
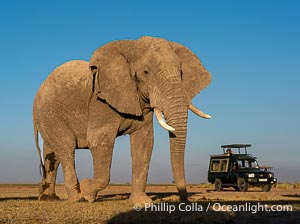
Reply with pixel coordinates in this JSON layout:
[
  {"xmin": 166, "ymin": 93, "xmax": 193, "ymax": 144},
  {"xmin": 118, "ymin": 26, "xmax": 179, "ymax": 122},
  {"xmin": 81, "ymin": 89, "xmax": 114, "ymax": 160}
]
[
  {"xmin": 171, "ymin": 42, "xmax": 211, "ymax": 102},
  {"xmin": 90, "ymin": 40, "xmax": 142, "ymax": 116}
]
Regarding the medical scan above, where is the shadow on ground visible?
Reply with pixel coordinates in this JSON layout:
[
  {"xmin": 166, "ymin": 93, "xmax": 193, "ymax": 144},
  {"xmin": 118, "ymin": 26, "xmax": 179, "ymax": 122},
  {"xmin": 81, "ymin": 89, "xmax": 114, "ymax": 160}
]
[
  {"xmin": 97, "ymin": 192, "xmax": 201, "ymax": 202},
  {"xmin": 108, "ymin": 207, "xmax": 300, "ymax": 224},
  {"xmin": 0, "ymin": 196, "xmax": 38, "ymax": 201},
  {"xmin": 104, "ymin": 193, "xmax": 300, "ymax": 224},
  {"xmin": 282, "ymin": 194, "xmax": 300, "ymax": 198}
]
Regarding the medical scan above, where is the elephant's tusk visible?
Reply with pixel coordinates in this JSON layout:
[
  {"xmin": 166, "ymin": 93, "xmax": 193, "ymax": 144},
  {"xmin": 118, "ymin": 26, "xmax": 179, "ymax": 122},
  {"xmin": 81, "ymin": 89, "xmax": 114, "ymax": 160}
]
[
  {"xmin": 154, "ymin": 109, "xmax": 176, "ymax": 132},
  {"xmin": 189, "ymin": 104, "xmax": 212, "ymax": 119}
]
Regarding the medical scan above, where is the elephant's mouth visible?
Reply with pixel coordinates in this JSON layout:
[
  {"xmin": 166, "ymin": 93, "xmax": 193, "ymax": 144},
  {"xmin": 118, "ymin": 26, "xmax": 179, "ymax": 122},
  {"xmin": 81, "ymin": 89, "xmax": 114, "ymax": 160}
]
[{"xmin": 154, "ymin": 105, "xmax": 211, "ymax": 132}]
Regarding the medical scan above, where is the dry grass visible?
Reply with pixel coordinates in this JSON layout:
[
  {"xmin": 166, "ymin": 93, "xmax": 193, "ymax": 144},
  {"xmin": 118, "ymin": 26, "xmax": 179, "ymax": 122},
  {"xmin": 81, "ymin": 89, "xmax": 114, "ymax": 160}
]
[
  {"xmin": 0, "ymin": 199, "xmax": 132, "ymax": 223},
  {"xmin": 274, "ymin": 182, "xmax": 300, "ymax": 189},
  {"xmin": 0, "ymin": 185, "xmax": 130, "ymax": 223},
  {"xmin": 0, "ymin": 184, "xmax": 299, "ymax": 223}
]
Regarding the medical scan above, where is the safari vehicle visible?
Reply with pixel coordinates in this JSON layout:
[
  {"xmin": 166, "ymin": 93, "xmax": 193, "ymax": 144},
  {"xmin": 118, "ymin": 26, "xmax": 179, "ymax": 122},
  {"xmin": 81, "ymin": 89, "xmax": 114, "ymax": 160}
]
[{"xmin": 207, "ymin": 144, "xmax": 277, "ymax": 192}]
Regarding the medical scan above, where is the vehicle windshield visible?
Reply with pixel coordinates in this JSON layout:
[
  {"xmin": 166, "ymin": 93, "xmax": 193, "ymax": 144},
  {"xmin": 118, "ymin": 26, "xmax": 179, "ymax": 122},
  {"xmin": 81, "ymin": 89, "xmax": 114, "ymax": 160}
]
[{"xmin": 237, "ymin": 159, "xmax": 259, "ymax": 169}]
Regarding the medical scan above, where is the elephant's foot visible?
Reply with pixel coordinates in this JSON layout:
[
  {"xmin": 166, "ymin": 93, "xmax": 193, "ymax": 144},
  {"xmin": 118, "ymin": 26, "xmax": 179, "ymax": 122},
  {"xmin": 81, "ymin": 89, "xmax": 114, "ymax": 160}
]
[
  {"xmin": 80, "ymin": 178, "xmax": 98, "ymax": 203},
  {"xmin": 67, "ymin": 193, "xmax": 85, "ymax": 203},
  {"xmin": 39, "ymin": 193, "xmax": 60, "ymax": 201},
  {"xmin": 65, "ymin": 185, "xmax": 85, "ymax": 203},
  {"xmin": 38, "ymin": 184, "xmax": 60, "ymax": 201},
  {"xmin": 129, "ymin": 192, "xmax": 152, "ymax": 205}
]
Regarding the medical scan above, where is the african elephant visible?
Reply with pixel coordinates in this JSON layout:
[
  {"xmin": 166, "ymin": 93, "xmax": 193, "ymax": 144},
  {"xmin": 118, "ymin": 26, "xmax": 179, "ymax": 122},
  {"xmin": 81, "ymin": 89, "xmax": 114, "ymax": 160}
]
[{"xmin": 33, "ymin": 36, "xmax": 211, "ymax": 203}]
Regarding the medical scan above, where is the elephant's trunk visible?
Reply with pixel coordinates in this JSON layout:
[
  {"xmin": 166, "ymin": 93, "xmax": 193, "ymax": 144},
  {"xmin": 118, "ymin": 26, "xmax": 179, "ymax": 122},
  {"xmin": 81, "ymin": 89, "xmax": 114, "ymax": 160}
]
[
  {"xmin": 162, "ymin": 85, "xmax": 189, "ymax": 200},
  {"xmin": 167, "ymin": 108, "xmax": 188, "ymax": 200}
]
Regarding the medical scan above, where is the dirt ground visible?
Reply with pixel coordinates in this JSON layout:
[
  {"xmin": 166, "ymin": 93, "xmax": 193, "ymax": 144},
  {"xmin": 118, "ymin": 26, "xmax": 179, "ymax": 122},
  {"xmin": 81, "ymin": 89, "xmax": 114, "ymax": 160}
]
[{"xmin": 0, "ymin": 184, "xmax": 299, "ymax": 223}]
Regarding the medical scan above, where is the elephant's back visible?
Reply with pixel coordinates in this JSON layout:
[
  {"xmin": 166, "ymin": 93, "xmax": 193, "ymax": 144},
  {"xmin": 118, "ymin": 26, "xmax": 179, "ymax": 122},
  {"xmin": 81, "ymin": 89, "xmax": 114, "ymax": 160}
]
[
  {"xmin": 35, "ymin": 60, "xmax": 92, "ymax": 105},
  {"xmin": 33, "ymin": 60, "xmax": 92, "ymax": 146},
  {"xmin": 42, "ymin": 60, "xmax": 92, "ymax": 96}
]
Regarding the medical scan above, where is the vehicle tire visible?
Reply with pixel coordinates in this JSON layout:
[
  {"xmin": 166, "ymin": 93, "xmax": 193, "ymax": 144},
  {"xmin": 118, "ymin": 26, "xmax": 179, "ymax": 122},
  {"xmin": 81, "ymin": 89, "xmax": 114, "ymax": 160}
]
[
  {"xmin": 262, "ymin": 183, "xmax": 272, "ymax": 192},
  {"xmin": 215, "ymin": 178, "xmax": 223, "ymax": 191},
  {"xmin": 238, "ymin": 178, "xmax": 248, "ymax": 192}
]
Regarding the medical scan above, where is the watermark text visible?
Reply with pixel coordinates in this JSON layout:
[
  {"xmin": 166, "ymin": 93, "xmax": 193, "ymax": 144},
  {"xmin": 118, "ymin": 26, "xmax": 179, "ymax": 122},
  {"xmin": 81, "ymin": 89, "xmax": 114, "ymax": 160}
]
[{"xmin": 133, "ymin": 202, "xmax": 293, "ymax": 214}]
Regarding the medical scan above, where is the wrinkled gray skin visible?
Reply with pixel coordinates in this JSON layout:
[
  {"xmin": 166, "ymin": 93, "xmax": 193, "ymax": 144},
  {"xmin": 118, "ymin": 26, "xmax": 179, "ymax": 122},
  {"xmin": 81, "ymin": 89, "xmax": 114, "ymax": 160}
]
[{"xmin": 33, "ymin": 36, "xmax": 211, "ymax": 203}]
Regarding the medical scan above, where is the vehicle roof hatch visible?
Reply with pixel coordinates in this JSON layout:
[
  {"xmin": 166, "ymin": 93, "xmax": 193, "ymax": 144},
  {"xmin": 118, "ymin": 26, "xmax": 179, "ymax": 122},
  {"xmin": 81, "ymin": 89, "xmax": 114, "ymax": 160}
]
[{"xmin": 221, "ymin": 144, "xmax": 251, "ymax": 154}]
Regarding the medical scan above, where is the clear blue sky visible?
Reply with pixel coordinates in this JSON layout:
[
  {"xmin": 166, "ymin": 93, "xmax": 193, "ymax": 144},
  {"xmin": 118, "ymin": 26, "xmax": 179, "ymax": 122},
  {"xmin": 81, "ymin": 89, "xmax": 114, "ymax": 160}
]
[{"xmin": 0, "ymin": 0, "xmax": 299, "ymax": 184}]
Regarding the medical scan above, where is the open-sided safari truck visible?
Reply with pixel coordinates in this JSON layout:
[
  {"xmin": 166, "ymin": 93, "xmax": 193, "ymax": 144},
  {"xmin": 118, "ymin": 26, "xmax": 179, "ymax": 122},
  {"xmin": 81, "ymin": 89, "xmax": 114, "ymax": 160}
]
[{"xmin": 208, "ymin": 144, "xmax": 277, "ymax": 192}]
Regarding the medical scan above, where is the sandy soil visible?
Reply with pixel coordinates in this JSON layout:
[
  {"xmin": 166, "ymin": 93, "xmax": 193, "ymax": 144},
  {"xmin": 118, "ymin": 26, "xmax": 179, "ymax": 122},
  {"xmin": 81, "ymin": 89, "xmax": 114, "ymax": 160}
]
[{"xmin": 0, "ymin": 184, "xmax": 299, "ymax": 223}]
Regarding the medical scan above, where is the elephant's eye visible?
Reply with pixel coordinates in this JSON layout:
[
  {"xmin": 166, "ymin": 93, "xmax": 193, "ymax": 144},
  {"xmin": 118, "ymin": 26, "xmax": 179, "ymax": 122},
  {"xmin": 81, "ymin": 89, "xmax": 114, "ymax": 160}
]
[{"xmin": 143, "ymin": 65, "xmax": 151, "ymax": 76}]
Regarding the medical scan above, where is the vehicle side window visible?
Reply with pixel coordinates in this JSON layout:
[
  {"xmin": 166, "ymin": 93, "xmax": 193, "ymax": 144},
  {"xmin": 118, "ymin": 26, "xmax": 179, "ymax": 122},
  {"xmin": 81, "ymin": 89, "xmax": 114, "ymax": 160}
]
[
  {"xmin": 238, "ymin": 160, "xmax": 244, "ymax": 167},
  {"xmin": 220, "ymin": 160, "xmax": 228, "ymax": 172},
  {"xmin": 210, "ymin": 159, "xmax": 228, "ymax": 172},
  {"xmin": 210, "ymin": 160, "xmax": 220, "ymax": 171}
]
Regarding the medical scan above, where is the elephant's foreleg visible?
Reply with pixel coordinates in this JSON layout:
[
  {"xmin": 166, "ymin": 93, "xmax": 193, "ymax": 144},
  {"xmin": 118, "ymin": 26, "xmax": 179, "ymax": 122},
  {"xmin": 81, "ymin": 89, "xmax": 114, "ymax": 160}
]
[
  {"xmin": 129, "ymin": 115, "xmax": 154, "ymax": 204},
  {"xmin": 39, "ymin": 144, "xmax": 60, "ymax": 201},
  {"xmin": 80, "ymin": 127, "xmax": 117, "ymax": 202}
]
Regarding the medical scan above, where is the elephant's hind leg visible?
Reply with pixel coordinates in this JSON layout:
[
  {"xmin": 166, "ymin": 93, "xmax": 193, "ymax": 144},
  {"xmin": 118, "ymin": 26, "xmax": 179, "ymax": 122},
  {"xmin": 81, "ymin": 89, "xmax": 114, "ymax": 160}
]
[
  {"xmin": 57, "ymin": 148, "xmax": 84, "ymax": 203},
  {"xmin": 39, "ymin": 143, "xmax": 60, "ymax": 201}
]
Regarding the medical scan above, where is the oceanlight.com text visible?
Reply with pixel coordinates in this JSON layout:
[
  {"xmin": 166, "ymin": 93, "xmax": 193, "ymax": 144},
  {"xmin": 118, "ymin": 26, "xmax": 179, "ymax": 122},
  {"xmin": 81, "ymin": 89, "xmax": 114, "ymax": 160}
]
[{"xmin": 133, "ymin": 202, "xmax": 293, "ymax": 214}]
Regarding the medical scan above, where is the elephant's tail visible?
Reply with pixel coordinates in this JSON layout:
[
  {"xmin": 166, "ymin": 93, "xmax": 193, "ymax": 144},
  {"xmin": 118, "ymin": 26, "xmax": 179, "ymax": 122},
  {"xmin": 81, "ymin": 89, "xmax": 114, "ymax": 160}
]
[{"xmin": 34, "ymin": 122, "xmax": 45, "ymax": 178}]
